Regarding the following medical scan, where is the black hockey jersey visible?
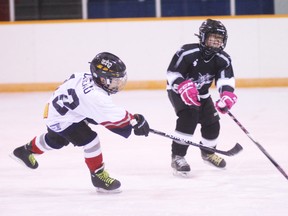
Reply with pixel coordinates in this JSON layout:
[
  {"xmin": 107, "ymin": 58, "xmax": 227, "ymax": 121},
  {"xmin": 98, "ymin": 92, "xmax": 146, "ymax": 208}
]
[{"xmin": 166, "ymin": 43, "xmax": 235, "ymax": 99}]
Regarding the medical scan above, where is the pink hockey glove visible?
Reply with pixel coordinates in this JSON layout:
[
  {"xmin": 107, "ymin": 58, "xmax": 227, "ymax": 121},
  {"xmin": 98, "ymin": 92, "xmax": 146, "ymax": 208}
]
[
  {"xmin": 216, "ymin": 91, "xmax": 237, "ymax": 114},
  {"xmin": 178, "ymin": 80, "xmax": 200, "ymax": 106}
]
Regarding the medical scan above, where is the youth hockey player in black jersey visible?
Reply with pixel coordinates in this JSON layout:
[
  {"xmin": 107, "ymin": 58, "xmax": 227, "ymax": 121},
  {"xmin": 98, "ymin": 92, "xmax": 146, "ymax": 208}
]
[{"xmin": 166, "ymin": 19, "xmax": 237, "ymax": 176}]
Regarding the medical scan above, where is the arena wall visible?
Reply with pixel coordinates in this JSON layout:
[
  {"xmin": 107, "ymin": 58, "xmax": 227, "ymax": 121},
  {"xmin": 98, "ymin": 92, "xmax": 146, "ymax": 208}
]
[{"xmin": 0, "ymin": 15, "xmax": 287, "ymax": 92}]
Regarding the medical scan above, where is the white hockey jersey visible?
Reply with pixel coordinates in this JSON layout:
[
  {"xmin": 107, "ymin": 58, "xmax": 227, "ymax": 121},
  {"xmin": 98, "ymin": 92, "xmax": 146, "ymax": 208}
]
[{"xmin": 44, "ymin": 72, "xmax": 133, "ymax": 138}]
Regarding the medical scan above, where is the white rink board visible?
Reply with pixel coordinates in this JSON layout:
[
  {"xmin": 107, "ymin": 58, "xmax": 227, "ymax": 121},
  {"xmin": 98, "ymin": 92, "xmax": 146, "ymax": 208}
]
[{"xmin": 0, "ymin": 16, "xmax": 288, "ymax": 84}]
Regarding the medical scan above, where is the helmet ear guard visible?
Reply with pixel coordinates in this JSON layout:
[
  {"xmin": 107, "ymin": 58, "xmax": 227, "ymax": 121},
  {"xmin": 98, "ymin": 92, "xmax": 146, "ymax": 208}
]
[{"xmin": 90, "ymin": 52, "xmax": 127, "ymax": 94}]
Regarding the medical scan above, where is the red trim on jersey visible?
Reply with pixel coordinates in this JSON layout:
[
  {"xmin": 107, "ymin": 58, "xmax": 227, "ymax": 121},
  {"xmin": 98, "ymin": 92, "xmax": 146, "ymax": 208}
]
[{"xmin": 100, "ymin": 111, "xmax": 133, "ymax": 129}]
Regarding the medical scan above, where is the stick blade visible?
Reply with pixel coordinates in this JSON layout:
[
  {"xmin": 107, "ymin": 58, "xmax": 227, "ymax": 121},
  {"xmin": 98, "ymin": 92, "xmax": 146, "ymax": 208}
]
[{"xmin": 225, "ymin": 143, "xmax": 243, "ymax": 156}]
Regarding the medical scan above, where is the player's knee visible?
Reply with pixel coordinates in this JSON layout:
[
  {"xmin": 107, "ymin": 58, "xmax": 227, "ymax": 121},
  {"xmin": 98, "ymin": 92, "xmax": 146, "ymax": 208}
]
[
  {"xmin": 68, "ymin": 130, "xmax": 97, "ymax": 147},
  {"xmin": 201, "ymin": 121, "xmax": 220, "ymax": 140},
  {"xmin": 45, "ymin": 132, "xmax": 69, "ymax": 149},
  {"xmin": 176, "ymin": 109, "xmax": 199, "ymax": 134}
]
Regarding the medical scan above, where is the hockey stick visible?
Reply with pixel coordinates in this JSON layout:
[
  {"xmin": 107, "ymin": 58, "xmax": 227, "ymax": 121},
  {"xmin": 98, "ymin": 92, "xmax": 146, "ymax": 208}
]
[
  {"xmin": 227, "ymin": 111, "xmax": 288, "ymax": 180},
  {"xmin": 149, "ymin": 128, "xmax": 243, "ymax": 156}
]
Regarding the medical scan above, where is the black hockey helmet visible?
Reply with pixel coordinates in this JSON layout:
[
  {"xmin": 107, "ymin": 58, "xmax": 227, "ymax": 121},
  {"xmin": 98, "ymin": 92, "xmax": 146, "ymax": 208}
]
[
  {"xmin": 196, "ymin": 19, "xmax": 228, "ymax": 60},
  {"xmin": 90, "ymin": 52, "xmax": 127, "ymax": 94}
]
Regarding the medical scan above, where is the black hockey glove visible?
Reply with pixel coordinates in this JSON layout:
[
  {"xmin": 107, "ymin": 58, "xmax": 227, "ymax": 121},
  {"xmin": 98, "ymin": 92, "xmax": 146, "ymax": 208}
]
[{"xmin": 132, "ymin": 114, "xmax": 149, "ymax": 137}]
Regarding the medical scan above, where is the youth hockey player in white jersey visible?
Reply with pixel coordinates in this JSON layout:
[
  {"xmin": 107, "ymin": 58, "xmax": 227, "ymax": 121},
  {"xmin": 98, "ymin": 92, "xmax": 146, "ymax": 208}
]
[
  {"xmin": 167, "ymin": 19, "xmax": 237, "ymax": 176},
  {"xmin": 12, "ymin": 52, "xmax": 150, "ymax": 193}
]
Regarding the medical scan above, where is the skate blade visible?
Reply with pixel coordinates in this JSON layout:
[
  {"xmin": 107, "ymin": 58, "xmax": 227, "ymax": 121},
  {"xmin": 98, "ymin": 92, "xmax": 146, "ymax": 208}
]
[
  {"xmin": 9, "ymin": 153, "xmax": 37, "ymax": 170},
  {"xmin": 9, "ymin": 153, "xmax": 26, "ymax": 167},
  {"xmin": 96, "ymin": 187, "xmax": 122, "ymax": 194},
  {"xmin": 172, "ymin": 169, "xmax": 192, "ymax": 178}
]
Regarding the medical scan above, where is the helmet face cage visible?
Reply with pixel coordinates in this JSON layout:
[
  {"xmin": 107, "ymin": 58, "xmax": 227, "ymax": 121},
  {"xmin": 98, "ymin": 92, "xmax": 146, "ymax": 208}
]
[
  {"xmin": 90, "ymin": 52, "xmax": 127, "ymax": 94},
  {"xmin": 99, "ymin": 75, "xmax": 127, "ymax": 94},
  {"xmin": 198, "ymin": 19, "xmax": 228, "ymax": 58}
]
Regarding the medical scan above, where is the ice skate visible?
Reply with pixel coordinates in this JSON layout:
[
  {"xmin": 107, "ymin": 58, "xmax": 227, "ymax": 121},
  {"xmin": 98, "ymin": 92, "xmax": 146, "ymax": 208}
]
[
  {"xmin": 91, "ymin": 165, "xmax": 121, "ymax": 193},
  {"xmin": 12, "ymin": 144, "xmax": 38, "ymax": 169},
  {"xmin": 201, "ymin": 150, "xmax": 226, "ymax": 168},
  {"xmin": 171, "ymin": 154, "xmax": 191, "ymax": 177}
]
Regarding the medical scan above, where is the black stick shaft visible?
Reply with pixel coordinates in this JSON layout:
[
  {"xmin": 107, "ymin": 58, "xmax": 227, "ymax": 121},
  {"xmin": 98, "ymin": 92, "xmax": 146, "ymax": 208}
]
[
  {"xmin": 227, "ymin": 111, "xmax": 288, "ymax": 180},
  {"xmin": 149, "ymin": 128, "xmax": 242, "ymax": 156}
]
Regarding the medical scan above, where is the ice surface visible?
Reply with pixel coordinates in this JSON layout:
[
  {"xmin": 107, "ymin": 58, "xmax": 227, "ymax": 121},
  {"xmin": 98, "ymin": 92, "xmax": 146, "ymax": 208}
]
[{"xmin": 0, "ymin": 88, "xmax": 288, "ymax": 216}]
